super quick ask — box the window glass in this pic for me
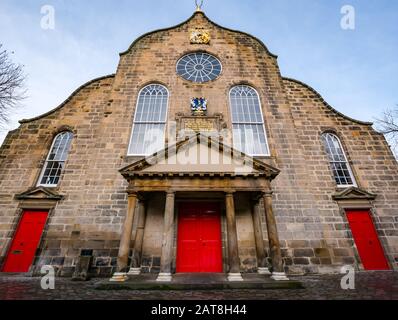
[177,52,222,83]
[321,133,356,186]
[38,131,73,186]
[230,85,269,156]
[128,84,169,155]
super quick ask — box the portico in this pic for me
[110,135,289,282]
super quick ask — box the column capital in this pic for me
[127,190,147,201]
[127,191,138,198]
[166,190,176,197]
[263,191,274,198]
[225,190,236,196]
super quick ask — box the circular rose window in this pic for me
[176,52,222,83]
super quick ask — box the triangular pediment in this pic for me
[332,187,377,201]
[15,187,64,201]
[120,134,280,180]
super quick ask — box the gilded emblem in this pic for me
[190,29,211,44]
[191,98,208,116]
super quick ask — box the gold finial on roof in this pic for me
[195,0,204,12]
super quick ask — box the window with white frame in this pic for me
[229,85,270,156]
[128,84,169,156]
[321,132,356,187]
[38,131,73,187]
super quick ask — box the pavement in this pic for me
[98,273,302,290]
[0,271,396,300]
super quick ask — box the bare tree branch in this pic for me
[0,44,26,129]
[375,106,398,159]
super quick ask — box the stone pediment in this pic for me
[120,134,280,180]
[332,187,377,201]
[15,187,64,201]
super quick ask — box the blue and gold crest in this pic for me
[191,98,208,116]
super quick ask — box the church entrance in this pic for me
[176,202,223,273]
[346,210,390,270]
[2,210,48,273]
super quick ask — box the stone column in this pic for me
[252,201,271,275]
[128,200,147,275]
[225,192,243,281]
[263,192,289,281]
[157,191,175,282]
[110,192,138,282]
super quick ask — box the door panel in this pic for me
[346,210,390,270]
[2,211,48,273]
[177,203,223,273]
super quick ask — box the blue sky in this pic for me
[0,0,397,144]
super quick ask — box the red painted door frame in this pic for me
[2,210,48,273]
[177,202,223,273]
[346,209,390,271]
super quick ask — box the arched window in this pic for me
[229,85,269,156]
[38,131,74,187]
[321,133,356,187]
[128,84,169,156]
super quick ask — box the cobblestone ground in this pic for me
[0,271,396,300]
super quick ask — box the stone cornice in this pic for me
[15,186,64,201]
[124,172,269,178]
[120,133,280,181]
[332,187,377,201]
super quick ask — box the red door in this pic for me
[177,203,223,273]
[2,211,48,273]
[346,210,390,270]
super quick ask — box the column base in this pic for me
[227,273,244,282]
[127,268,141,276]
[156,273,173,282]
[271,272,290,281]
[257,267,272,275]
[109,272,128,282]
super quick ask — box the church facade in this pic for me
[0,10,397,281]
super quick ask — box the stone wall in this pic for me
[0,75,125,276]
[279,78,398,273]
[0,11,397,276]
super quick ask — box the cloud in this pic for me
[0,0,397,144]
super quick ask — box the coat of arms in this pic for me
[190,29,211,45]
[191,98,208,116]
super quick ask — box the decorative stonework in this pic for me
[14,187,64,210]
[176,112,225,136]
[191,97,208,116]
[15,187,64,201]
[120,133,281,182]
[332,187,377,209]
[190,28,211,44]
[332,187,377,201]
[184,117,216,133]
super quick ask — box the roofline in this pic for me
[119,11,278,59]
[283,77,373,126]
[19,74,115,124]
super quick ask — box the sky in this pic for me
[0,0,397,144]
